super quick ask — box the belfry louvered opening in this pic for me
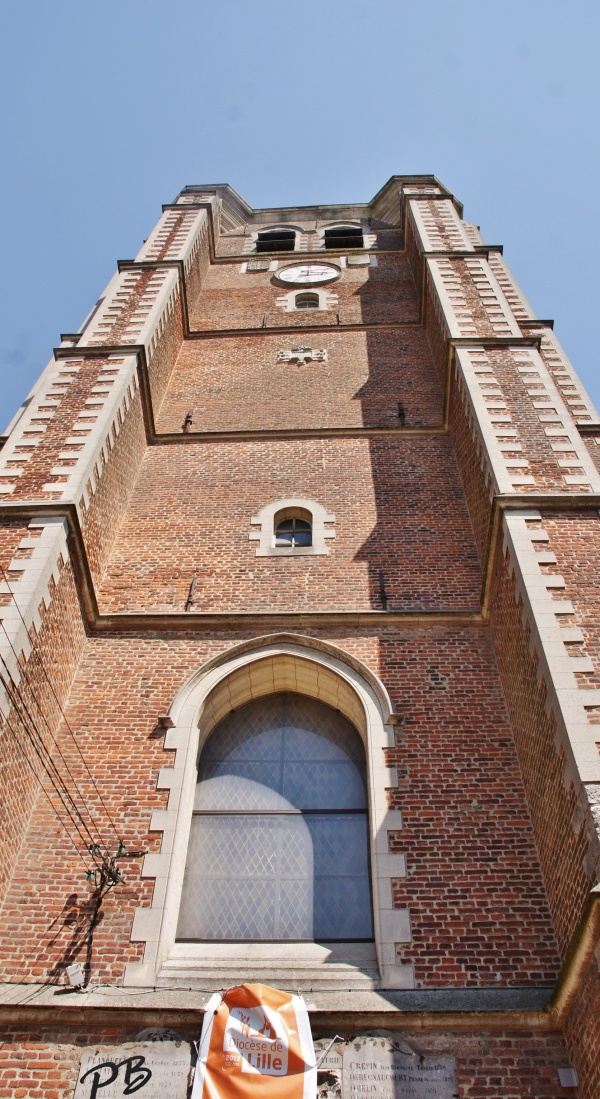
[256,228,296,253]
[324,225,364,250]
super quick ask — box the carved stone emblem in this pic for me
[276,347,328,366]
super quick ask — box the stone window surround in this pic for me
[275,286,339,313]
[125,635,412,992]
[249,498,335,557]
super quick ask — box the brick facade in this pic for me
[0,176,598,1096]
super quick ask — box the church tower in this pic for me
[0,177,598,1097]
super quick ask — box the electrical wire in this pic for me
[0,657,101,860]
[0,671,93,872]
[0,602,122,854]
[0,647,105,852]
[0,663,95,858]
[0,562,122,846]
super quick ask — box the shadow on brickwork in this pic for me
[41,889,106,988]
[352,253,420,326]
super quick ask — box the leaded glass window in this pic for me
[177,692,373,942]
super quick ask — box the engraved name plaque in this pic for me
[74,1041,191,1099]
[315,1036,457,1099]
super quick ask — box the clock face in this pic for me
[275,262,340,286]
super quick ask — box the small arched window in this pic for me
[176,692,373,942]
[295,292,319,310]
[249,498,335,557]
[275,516,312,548]
[324,225,364,250]
[256,228,296,253]
[273,506,312,549]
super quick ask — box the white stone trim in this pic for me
[486,251,536,321]
[135,208,208,274]
[408,197,474,253]
[249,498,335,557]
[124,635,411,991]
[0,517,68,717]
[0,354,141,516]
[427,257,522,340]
[80,267,181,364]
[537,330,600,426]
[453,349,515,496]
[453,347,600,496]
[502,511,600,786]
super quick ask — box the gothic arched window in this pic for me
[176,693,373,942]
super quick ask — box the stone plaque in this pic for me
[74,1041,191,1099]
[343,1038,456,1099]
[315,1038,344,1099]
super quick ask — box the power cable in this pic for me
[0,562,122,845]
[0,614,117,853]
[0,647,105,851]
[0,658,100,858]
[0,671,94,872]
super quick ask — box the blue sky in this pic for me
[1,0,599,429]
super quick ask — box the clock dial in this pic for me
[275,263,340,286]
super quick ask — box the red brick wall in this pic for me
[0,521,32,575]
[564,954,600,1099]
[4,358,130,504]
[96,436,482,614]
[449,364,495,563]
[383,626,560,987]
[424,272,450,384]
[0,1022,572,1099]
[404,203,424,290]
[1,185,597,1095]
[488,545,590,954]
[0,626,559,991]
[188,254,420,331]
[155,328,443,434]
[540,512,600,692]
[145,294,184,414]
[80,394,146,586]
[0,558,86,915]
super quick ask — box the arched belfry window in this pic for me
[176,693,373,942]
[256,228,296,253]
[324,225,364,249]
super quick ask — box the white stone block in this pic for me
[130,907,162,943]
[376,853,407,878]
[141,853,171,879]
[380,964,415,990]
[379,908,412,943]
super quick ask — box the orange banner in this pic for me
[193,984,316,1099]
